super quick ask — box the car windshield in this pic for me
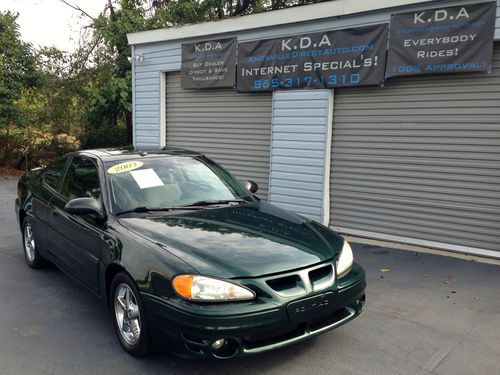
[105,156,254,213]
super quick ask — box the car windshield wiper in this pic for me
[116,199,248,216]
[115,206,201,216]
[173,199,247,208]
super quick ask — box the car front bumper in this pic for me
[15,198,20,223]
[141,263,366,358]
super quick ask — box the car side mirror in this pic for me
[244,180,259,194]
[65,198,104,221]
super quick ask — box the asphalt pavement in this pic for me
[1,175,499,375]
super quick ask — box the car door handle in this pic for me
[51,210,59,217]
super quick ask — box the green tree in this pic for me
[65,0,304,148]
[64,0,148,147]
[0,11,40,162]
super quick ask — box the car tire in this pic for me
[22,217,48,269]
[110,271,152,356]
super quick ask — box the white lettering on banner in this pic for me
[403,34,477,47]
[300,37,311,49]
[413,7,470,24]
[417,49,459,58]
[303,57,377,71]
[281,35,333,51]
[194,41,223,52]
[241,64,299,77]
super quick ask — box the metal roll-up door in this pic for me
[166,72,272,199]
[330,45,500,256]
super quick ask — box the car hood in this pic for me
[118,201,345,278]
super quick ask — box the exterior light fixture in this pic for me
[127,54,144,63]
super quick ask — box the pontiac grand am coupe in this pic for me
[15,148,365,358]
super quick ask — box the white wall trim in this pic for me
[268,91,277,203]
[322,90,334,226]
[333,226,500,259]
[127,0,437,45]
[159,72,166,148]
[131,45,136,147]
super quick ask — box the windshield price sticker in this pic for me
[107,161,143,174]
[236,25,388,92]
[386,2,496,77]
[130,169,164,189]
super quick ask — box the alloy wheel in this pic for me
[24,222,36,263]
[114,283,141,345]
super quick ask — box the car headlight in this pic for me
[337,240,354,277]
[172,275,256,302]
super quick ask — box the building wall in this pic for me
[132,0,500,148]
[269,90,332,223]
[130,0,500,257]
[329,44,500,258]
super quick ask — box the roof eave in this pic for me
[127,0,435,45]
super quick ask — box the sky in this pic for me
[0,0,106,52]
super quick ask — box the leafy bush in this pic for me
[80,122,128,149]
[0,127,80,170]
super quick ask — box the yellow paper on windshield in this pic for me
[107,161,143,174]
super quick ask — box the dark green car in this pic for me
[15,148,366,359]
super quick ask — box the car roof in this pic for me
[78,147,204,162]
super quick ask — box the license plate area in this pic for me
[287,292,335,326]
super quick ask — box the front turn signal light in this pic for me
[172,275,255,302]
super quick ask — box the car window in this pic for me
[105,156,252,212]
[61,157,101,200]
[43,157,68,191]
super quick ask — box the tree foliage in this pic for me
[1,0,308,169]
[0,12,39,129]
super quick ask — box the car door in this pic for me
[32,157,70,257]
[47,155,103,292]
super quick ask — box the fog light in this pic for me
[209,338,240,359]
[211,338,226,350]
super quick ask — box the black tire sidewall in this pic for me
[110,272,151,356]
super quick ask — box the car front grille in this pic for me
[264,263,335,297]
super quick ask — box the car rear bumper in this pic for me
[141,263,366,358]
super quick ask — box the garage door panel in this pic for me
[333,197,499,222]
[333,187,499,210]
[334,129,500,137]
[335,217,500,252]
[332,159,500,174]
[335,116,500,124]
[330,46,500,254]
[333,148,500,161]
[165,117,272,126]
[333,207,500,238]
[333,136,500,145]
[333,183,500,206]
[337,92,500,102]
[166,72,272,199]
[333,154,500,168]
[333,107,500,116]
[332,171,500,191]
[335,100,500,110]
